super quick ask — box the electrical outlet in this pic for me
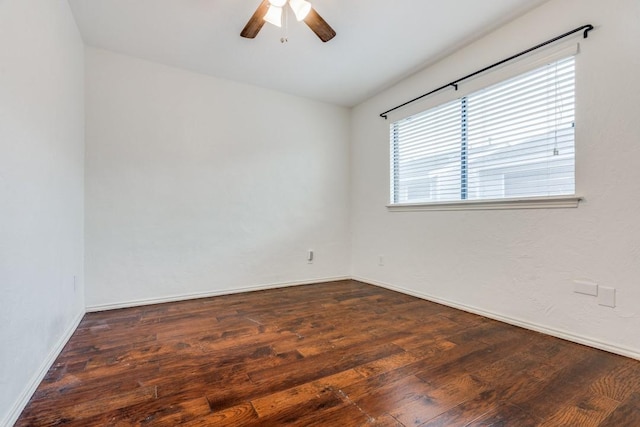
[573,280,598,296]
[73,275,77,293]
[307,250,314,264]
[378,255,384,266]
[598,287,615,308]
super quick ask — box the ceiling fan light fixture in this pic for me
[289,0,312,21]
[263,5,283,27]
[241,0,335,42]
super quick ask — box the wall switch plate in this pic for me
[307,250,314,264]
[573,280,598,296]
[598,286,616,308]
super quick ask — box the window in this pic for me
[390,56,575,206]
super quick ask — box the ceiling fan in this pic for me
[240,0,336,42]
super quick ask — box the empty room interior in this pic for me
[2,0,640,425]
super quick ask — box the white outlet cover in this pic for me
[598,287,616,308]
[573,280,598,296]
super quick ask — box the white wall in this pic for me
[0,0,85,424]
[351,0,640,357]
[85,48,351,309]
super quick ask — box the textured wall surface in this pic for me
[85,48,351,308]
[0,0,85,423]
[350,0,640,356]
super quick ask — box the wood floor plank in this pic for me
[507,349,624,420]
[466,402,540,427]
[200,341,404,412]
[247,341,404,386]
[250,369,364,417]
[417,389,498,427]
[15,280,640,426]
[538,394,620,427]
[598,391,640,427]
[419,347,565,427]
[589,358,640,401]
[354,351,421,379]
[390,373,487,426]
[348,374,435,418]
[368,414,405,426]
[242,387,350,426]
[180,402,258,426]
[63,395,213,426]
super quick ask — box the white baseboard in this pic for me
[86,276,351,312]
[3,309,85,427]
[353,276,640,361]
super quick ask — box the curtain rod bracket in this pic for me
[379,24,594,119]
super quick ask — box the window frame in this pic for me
[387,46,582,212]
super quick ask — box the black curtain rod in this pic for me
[380,24,594,119]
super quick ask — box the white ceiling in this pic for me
[67,0,549,107]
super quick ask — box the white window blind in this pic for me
[391,56,575,205]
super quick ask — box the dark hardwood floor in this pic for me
[16,280,640,426]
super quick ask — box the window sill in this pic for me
[387,196,582,212]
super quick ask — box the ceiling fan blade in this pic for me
[304,7,336,42]
[241,0,270,39]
